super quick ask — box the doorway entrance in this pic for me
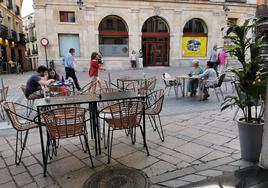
[141,16,170,66]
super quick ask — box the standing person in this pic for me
[199,61,218,101]
[218,48,228,75]
[25,65,55,98]
[187,59,203,96]
[209,45,218,74]
[64,48,81,91]
[130,50,137,68]
[138,49,143,70]
[89,52,100,93]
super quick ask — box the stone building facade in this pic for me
[23,13,38,70]
[33,0,257,71]
[0,0,26,73]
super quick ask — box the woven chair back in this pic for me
[146,89,164,115]
[41,107,86,139]
[103,101,143,130]
[2,102,23,130]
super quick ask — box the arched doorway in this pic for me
[142,16,170,66]
[99,15,129,57]
[182,18,208,57]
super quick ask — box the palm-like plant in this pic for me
[221,18,268,123]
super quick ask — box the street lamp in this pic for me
[77,0,84,10]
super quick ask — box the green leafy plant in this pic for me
[221,17,268,123]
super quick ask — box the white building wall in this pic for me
[33,0,256,71]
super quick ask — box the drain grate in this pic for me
[83,166,151,188]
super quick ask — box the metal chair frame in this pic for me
[99,100,149,163]
[2,101,38,165]
[145,89,165,141]
[0,86,8,119]
[39,107,94,175]
[201,74,225,102]
[21,85,42,117]
[162,73,182,96]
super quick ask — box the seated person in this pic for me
[187,59,203,96]
[25,65,54,98]
[48,68,68,96]
[199,61,218,101]
[48,68,61,81]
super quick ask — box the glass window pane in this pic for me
[99,37,128,57]
[59,11,75,23]
[99,16,127,32]
[58,34,80,57]
[142,16,169,32]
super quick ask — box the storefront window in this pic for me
[58,34,80,57]
[99,15,128,57]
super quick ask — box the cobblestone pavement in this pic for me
[0,66,253,188]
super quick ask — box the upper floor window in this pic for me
[183,18,208,34]
[227,18,238,26]
[59,11,75,23]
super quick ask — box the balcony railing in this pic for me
[0,25,25,43]
[15,5,20,16]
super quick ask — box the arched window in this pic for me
[182,18,208,57]
[183,18,208,35]
[99,15,128,57]
[142,16,169,33]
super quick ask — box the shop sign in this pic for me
[5,39,9,46]
[11,41,15,48]
[182,36,207,57]
[0,38,2,45]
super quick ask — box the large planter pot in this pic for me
[238,120,264,162]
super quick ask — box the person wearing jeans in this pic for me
[64,48,81,91]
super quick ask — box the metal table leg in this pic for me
[37,107,47,177]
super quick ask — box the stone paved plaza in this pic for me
[0,66,255,188]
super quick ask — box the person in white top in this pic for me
[130,50,137,68]
[199,61,218,100]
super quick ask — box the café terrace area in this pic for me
[0,66,266,188]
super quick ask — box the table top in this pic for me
[176,75,200,79]
[117,76,146,82]
[49,80,73,87]
[36,91,144,108]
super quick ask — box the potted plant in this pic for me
[221,17,268,162]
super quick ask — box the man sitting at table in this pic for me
[25,65,55,98]
[187,59,203,96]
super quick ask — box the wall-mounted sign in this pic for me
[5,39,9,46]
[11,41,15,48]
[0,38,3,45]
[182,36,207,57]
[40,37,49,46]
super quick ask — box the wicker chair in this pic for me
[145,89,165,141]
[139,77,157,95]
[0,86,8,119]
[162,73,182,96]
[99,100,149,163]
[40,107,94,174]
[21,85,42,117]
[96,88,120,148]
[2,101,38,165]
